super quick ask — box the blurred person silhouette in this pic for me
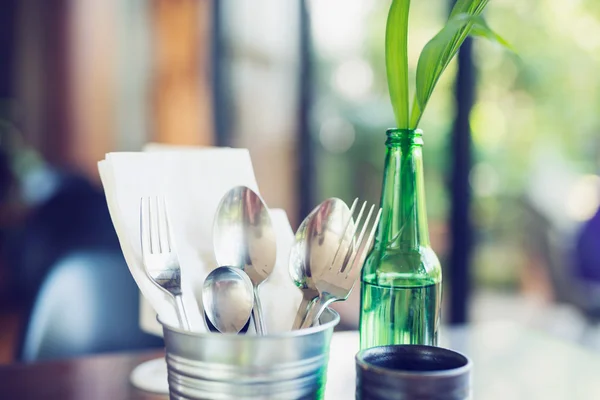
[575,206,600,285]
[573,142,600,290]
[0,142,18,302]
[0,125,120,305]
[0,125,163,360]
[569,172,600,325]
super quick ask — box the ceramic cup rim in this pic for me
[356,344,472,379]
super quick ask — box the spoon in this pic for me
[289,198,355,330]
[202,266,254,334]
[299,200,381,329]
[289,207,318,330]
[213,186,277,335]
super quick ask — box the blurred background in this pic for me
[2,0,600,364]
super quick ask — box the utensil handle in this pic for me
[299,296,335,330]
[292,296,316,330]
[252,287,267,335]
[174,294,190,331]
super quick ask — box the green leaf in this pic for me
[450,0,490,18]
[470,16,515,52]
[410,0,496,128]
[385,0,411,129]
[409,93,421,128]
[411,13,473,128]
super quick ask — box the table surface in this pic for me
[0,351,165,400]
[2,321,600,400]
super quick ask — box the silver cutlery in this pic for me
[202,266,254,334]
[140,196,190,330]
[289,198,354,330]
[213,186,276,335]
[299,200,382,329]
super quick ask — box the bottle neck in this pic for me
[377,128,430,250]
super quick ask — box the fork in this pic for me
[140,196,190,330]
[299,200,382,329]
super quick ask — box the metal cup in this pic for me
[160,308,340,400]
[356,345,472,400]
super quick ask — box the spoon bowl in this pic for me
[213,186,277,335]
[202,266,254,334]
[289,198,354,329]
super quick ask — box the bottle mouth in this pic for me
[386,128,424,146]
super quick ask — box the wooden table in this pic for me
[0,351,167,400]
[2,322,600,399]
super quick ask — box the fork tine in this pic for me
[356,205,375,252]
[367,208,382,252]
[348,207,382,280]
[345,204,376,277]
[338,200,367,273]
[340,202,367,270]
[140,197,152,254]
[330,198,358,270]
[157,196,171,253]
[150,196,161,254]
[163,197,173,252]
[347,205,374,267]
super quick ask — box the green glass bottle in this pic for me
[359,128,442,349]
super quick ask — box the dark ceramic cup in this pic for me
[356,345,472,400]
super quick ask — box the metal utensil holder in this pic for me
[160,308,340,400]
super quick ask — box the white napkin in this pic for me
[98,146,301,334]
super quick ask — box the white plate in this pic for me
[129,357,169,394]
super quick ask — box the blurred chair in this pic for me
[18,250,163,362]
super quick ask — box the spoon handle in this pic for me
[292,296,316,330]
[174,294,190,331]
[299,296,335,330]
[252,286,267,335]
